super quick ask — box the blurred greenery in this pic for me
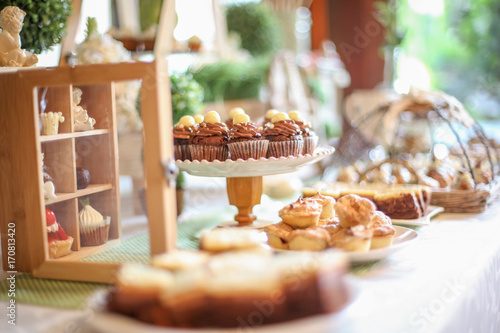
[170,73,204,124]
[138,0,163,32]
[187,58,269,102]
[225,2,281,57]
[398,0,500,119]
[0,0,72,53]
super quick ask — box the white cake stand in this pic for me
[176,146,335,227]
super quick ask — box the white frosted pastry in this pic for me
[79,201,105,233]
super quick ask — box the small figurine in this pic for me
[72,88,96,131]
[41,153,56,202]
[0,6,38,67]
[40,111,65,135]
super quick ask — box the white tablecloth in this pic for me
[2,198,500,333]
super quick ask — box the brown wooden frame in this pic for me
[0,60,177,283]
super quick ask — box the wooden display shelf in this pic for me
[53,239,122,261]
[39,129,109,142]
[45,184,113,204]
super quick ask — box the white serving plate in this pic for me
[346,226,418,263]
[390,206,444,227]
[86,276,360,333]
[274,226,418,264]
[176,146,335,177]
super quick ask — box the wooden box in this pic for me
[0,60,177,283]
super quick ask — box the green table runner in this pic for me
[0,209,381,309]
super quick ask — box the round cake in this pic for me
[263,112,303,158]
[228,113,268,160]
[190,111,229,162]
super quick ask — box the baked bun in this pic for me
[329,225,373,252]
[309,193,336,219]
[335,194,376,228]
[263,221,294,249]
[199,228,268,253]
[278,197,322,229]
[288,227,330,251]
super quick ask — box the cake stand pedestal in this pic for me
[176,146,335,227]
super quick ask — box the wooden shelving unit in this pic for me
[0,61,177,283]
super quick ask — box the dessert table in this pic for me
[1,186,500,333]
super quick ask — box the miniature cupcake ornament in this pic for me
[0,6,38,67]
[173,115,197,161]
[289,110,318,155]
[190,111,229,162]
[228,113,268,160]
[263,112,303,158]
[79,199,111,246]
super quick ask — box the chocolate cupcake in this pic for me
[225,107,245,129]
[190,111,229,162]
[173,116,197,161]
[263,112,303,158]
[228,113,269,160]
[289,111,318,155]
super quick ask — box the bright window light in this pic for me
[408,0,444,16]
[174,0,216,44]
[396,56,432,93]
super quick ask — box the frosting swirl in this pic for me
[194,122,229,137]
[173,124,195,140]
[230,122,262,140]
[264,120,302,137]
[295,120,314,137]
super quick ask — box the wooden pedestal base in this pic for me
[226,176,263,226]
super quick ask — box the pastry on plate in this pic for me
[329,225,373,252]
[278,197,322,229]
[199,228,268,253]
[263,221,294,250]
[288,227,330,251]
[335,194,376,228]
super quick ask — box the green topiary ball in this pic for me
[226,2,280,57]
[170,73,204,125]
[0,0,72,54]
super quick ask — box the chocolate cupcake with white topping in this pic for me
[173,115,196,161]
[189,111,229,162]
[263,112,303,158]
[228,113,268,160]
[288,110,318,155]
[226,107,246,129]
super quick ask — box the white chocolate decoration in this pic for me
[194,114,204,124]
[40,112,65,135]
[266,109,279,119]
[229,107,245,119]
[204,111,221,124]
[271,112,289,123]
[43,181,57,202]
[288,110,304,122]
[233,113,250,125]
[178,115,195,128]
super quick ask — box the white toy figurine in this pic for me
[0,6,38,67]
[72,88,96,131]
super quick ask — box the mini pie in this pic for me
[308,193,336,220]
[278,197,322,229]
[263,221,294,250]
[288,227,330,251]
[329,225,373,252]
